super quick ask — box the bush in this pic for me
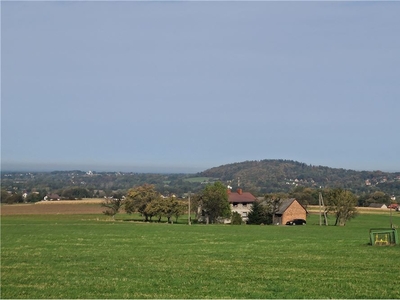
[231,212,242,225]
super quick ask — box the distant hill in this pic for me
[199,159,400,196]
[2,159,400,201]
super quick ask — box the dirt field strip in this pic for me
[1,200,105,215]
[34,198,104,205]
[2,202,396,216]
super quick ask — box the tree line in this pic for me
[101,184,187,223]
[101,182,360,227]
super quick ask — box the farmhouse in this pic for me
[44,194,61,201]
[274,198,307,225]
[369,203,388,209]
[228,188,256,221]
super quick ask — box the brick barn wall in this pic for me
[282,201,307,225]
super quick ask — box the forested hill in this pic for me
[2,160,400,202]
[199,159,400,195]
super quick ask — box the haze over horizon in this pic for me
[2,159,400,174]
[2,2,400,174]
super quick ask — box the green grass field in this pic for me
[1,212,400,299]
[183,177,216,183]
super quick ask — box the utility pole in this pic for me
[188,191,191,225]
[319,192,328,226]
[319,192,322,226]
[390,206,393,228]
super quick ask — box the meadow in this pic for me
[1,204,400,299]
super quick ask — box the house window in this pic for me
[242,212,247,217]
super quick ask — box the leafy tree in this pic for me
[144,197,164,222]
[62,187,91,200]
[325,188,358,226]
[173,200,187,223]
[157,197,186,223]
[289,187,318,206]
[1,189,10,203]
[5,193,24,204]
[26,192,43,203]
[125,184,161,221]
[366,191,391,206]
[161,197,180,223]
[231,211,242,225]
[197,181,231,224]
[101,196,124,220]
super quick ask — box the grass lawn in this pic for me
[1,212,400,299]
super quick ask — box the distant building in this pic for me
[228,188,256,222]
[44,194,61,201]
[369,203,388,209]
[274,198,307,225]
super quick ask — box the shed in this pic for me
[274,198,307,225]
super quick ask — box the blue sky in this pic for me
[2,1,400,173]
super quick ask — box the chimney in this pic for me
[237,188,242,195]
[227,189,231,194]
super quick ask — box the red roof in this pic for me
[228,191,256,203]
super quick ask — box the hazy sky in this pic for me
[2,1,400,173]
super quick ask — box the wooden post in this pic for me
[188,192,191,225]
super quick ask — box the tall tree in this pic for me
[263,194,283,224]
[124,184,161,221]
[325,188,358,226]
[247,200,271,225]
[197,182,231,224]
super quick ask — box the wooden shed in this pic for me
[274,198,307,225]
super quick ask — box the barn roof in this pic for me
[276,198,307,214]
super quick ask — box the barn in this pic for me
[274,198,307,225]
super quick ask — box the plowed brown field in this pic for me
[1,199,105,215]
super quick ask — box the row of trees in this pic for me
[101,182,234,224]
[1,187,94,204]
[101,184,187,223]
[263,186,395,208]
[1,190,46,204]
